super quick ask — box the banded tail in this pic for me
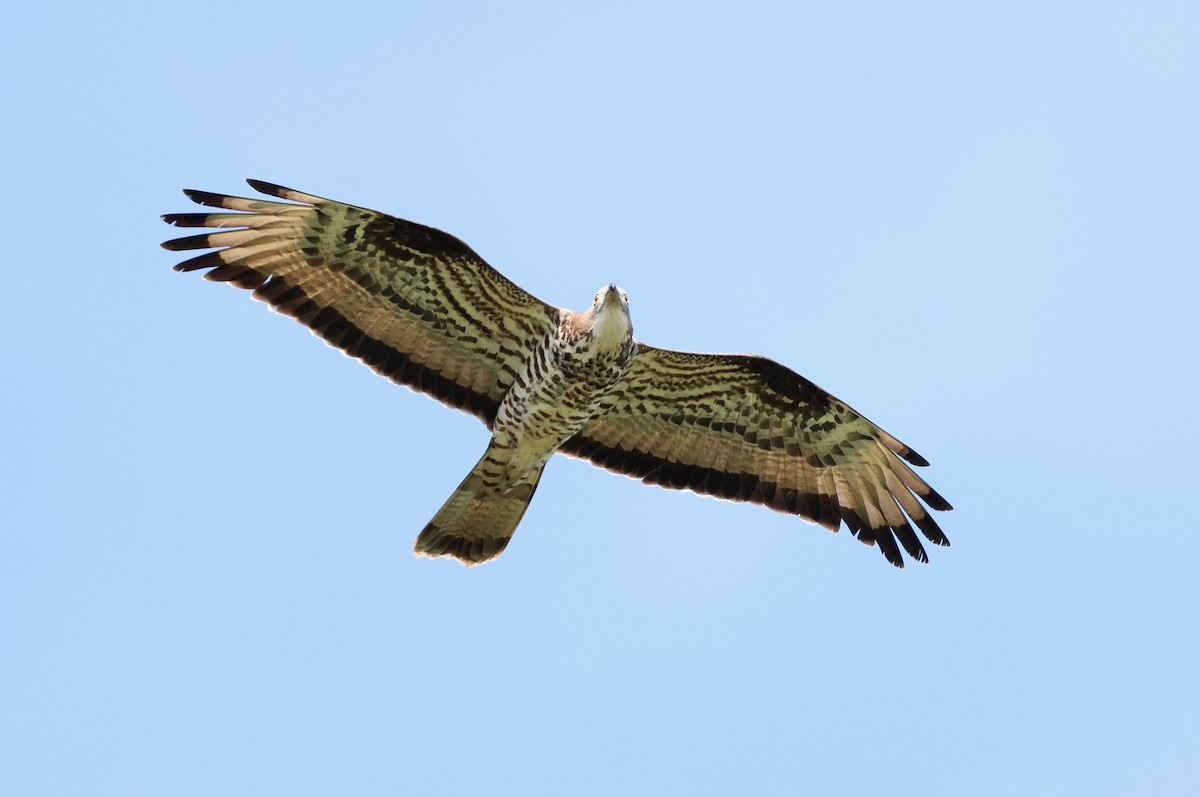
[414,445,545,564]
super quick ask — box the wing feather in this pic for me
[162,180,561,426]
[559,344,952,567]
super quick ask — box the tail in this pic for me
[413,445,545,565]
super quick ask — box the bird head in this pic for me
[591,283,630,312]
[587,283,633,348]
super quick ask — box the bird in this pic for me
[161,180,952,567]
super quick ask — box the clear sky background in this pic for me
[3,2,1198,795]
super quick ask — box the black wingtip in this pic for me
[893,522,929,564]
[875,529,904,568]
[922,486,953,512]
[160,232,215,252]
[181,188,228,208]
[245,178,286,197]
[903,448,931,467]
[913,511,951,547]
[161,212,214,228]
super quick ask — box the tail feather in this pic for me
[414,447,545,565]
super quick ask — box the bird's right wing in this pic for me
[161,180,560,427]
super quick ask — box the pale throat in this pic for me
[590,305,632,354]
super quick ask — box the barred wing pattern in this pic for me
[161,180,560,426]
[560,345,952,566]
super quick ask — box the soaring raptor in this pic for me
[162,180,952,567]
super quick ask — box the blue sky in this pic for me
[3,2,1198,795]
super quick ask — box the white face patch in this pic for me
[590,286,633,351]
[593,284,630,307]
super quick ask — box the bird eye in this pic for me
[593,295,599,306]
[623,294,630,304]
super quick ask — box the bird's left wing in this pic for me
[162,180,561,427]
[558,344,952,566]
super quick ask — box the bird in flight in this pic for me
[162,180,952,567]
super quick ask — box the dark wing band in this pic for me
[559,344,953,567]
[162,180,560,426]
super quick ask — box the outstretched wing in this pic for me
[559,344,953,567]
[161,180,560,426]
